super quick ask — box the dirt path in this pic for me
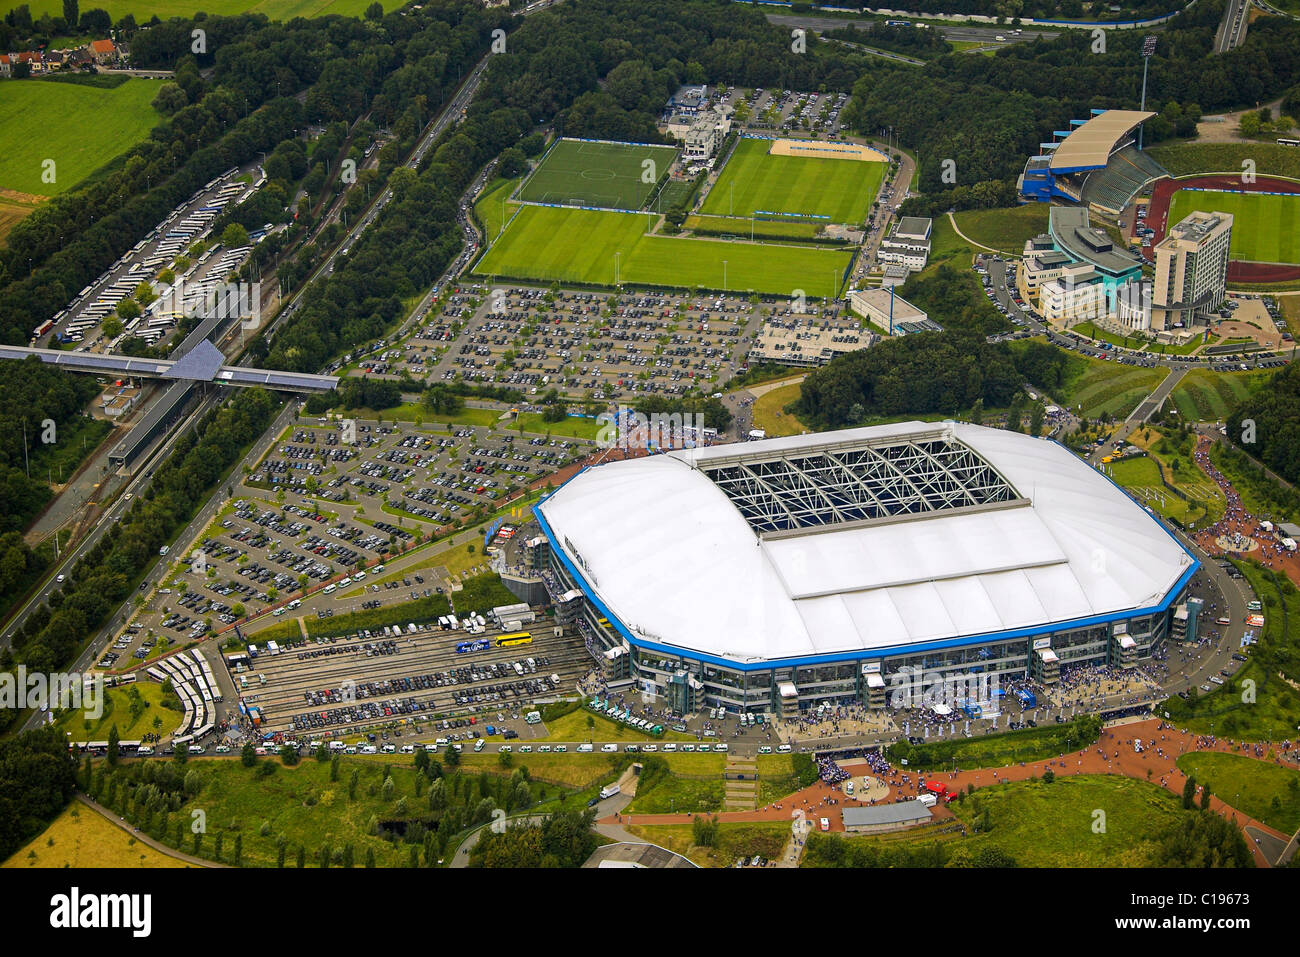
[75,793,225,868]
[607,718,1298,866]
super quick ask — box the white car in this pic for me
[518,745,532,753]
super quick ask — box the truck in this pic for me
[599,784,621,800]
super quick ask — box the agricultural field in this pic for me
[1168,190,1300,265]
[1050,349,1169,420]
[0,77,162,196]
[1168,367,1269,422]
[3,804,193,869]
[517,138,679,211]
[473,205,852,298]
[4,0,399,20]
[0,189,41,246]
[701,136,884,224]
[951,204,1051,256]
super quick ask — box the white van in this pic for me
[577,743,594,753]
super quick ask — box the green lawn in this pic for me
[701,136,884,224]
[475,205,851,298]
[473,175,522,243]
[1175,752,1300,835]
[951,204,1050,256]
[0,78,162,195]
[625,821,790,867]
[5,0,400,20]
[1050,348,1169,420]
[53,683,182,742]
[750,381,810,437]
[1147,143,1300,182]
[1168,190,1300,265]
[1168,368,1269,422]
[684,213,827,242]
[805,775,1187,868]
[518,138,679,211]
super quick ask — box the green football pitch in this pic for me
[1168,189,1300,264]
[473,205,852,298]
[701,137,885,225]
[516,139,680,211]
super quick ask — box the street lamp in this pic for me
[1138,35,1158,150]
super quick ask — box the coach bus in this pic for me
[495,632,533,647]
[456,637,491,654]
[1277,137,1300,147]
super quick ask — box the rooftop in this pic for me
[1049,110,1154,172]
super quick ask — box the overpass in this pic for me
[0,341,338,393]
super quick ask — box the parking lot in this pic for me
[103,414,595,666]
[351,283,771,405]
[236,622,591,737]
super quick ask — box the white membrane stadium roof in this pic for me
[537,422,1193,664]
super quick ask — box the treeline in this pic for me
[824,22,952,59]
[0,389,279,731]
[469,809,597,867]
[1227,361,1300,488]
[0,726,79,863]
[897,263,1008,337]
[797,0,1174,19]
[793,332,1022,430]
[0,357,104,532]
[842,0,1300,215]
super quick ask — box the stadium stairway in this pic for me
[724,756,759,811]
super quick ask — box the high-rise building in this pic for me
[1151,211,1233,331]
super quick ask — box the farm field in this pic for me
[3,804,193,869]
[3,0,399,20]
[701,137,884,224]
[1168,190,1300,264]
[1168,367,1269,421]
[0,190,41,246]
[474,205,852,298]
[0,78,162,196]
[517,138,679,210]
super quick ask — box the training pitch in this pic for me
[473,205,852,298]
[517,138,681,211]
[701,137,885,225]
[1168,189,1300,265]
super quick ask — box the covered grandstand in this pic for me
[532,421,1197,716]
[1021,109,1168,217]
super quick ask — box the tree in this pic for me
[63,0,78,30]
[1239,113,1261,137]
[1183,776,1198,810]
[220,223,250,249]
[364,1,383,19]
[498,147,527,178]
[241,741,257,767]
[151,82,189,118]
[107,724,120,767]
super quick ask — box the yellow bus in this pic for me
[496,632,533,647]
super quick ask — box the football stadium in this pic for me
[529,422,1198,716]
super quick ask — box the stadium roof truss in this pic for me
[700,432,1020,535]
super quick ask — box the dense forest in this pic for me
[793,332,1022,429]
[0,726,79,862]
[1226,361,1300,488]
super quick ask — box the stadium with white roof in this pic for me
[530,421,1198,716]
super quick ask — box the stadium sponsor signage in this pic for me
[1032,637,1052,650]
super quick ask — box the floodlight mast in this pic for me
[1138,35,1157,150]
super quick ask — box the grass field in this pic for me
[517,139,679,211]
[52,682,182,742]
[1049,348,1169,420]
[750,381,810,437]
[474,205,851,298]
[951,204,1051,256]
[3,804,192,869]
[684,213,826,242]
[1147,142,1300,181]
[701,137,883,224]
[0,78,162,196]
[805,775,1185,868]
[1168,367,1269,422]
[474,175,521,242]
[1175,752,1300,835]
[3,0,399,19]
[1168,190,1300,265]
[625,821,790,867]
